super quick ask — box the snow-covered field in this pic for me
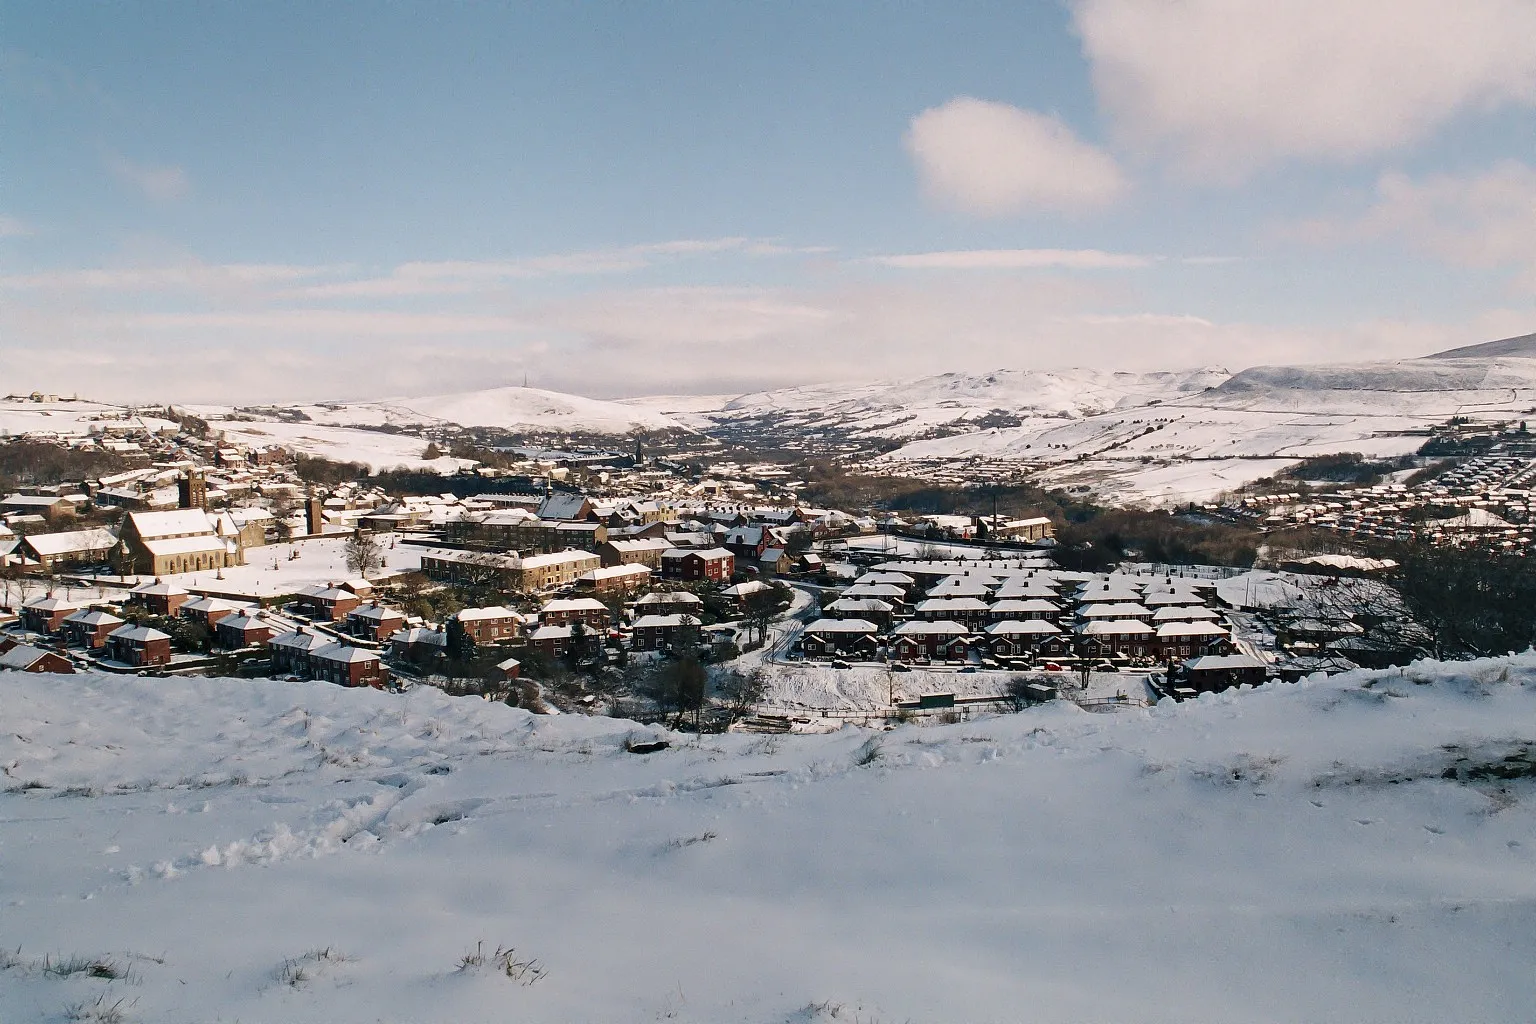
[193,420,477,474]
[0,399,178,438]
[94,535,420,599]
[4,658,1535,1022]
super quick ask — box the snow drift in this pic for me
[3,659,1535,1022]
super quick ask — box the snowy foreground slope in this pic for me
[3,664,1535,1024]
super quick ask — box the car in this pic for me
[958,665,978,674]
[1043,662,1063,672]
[1095,660,1118,672]
[889,662,912,672]
[830,659,851,669]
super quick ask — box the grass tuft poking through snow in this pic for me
[455,942,547,986]
[63,992,135,1023]
[851,736,884,767]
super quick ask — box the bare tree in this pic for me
[344,530,383,578]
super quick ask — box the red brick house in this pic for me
[633,591,705,617]
[723,525,771,562]
[660,547,735,583]
[60,608,125,649]
[105,624,172,667]
[269,629,331,674]
[128,579,189,617]
[180,596,242,629]
[215,611,273,650]
[630,613,702,652]
[309,641,387,687]
[539,597,610,628]
[575,563,652,595]
[0,643,74,673]
[296,585,361,622]
[889,620,971,662]
[982,620,1062,659]
[1154,621,1233,662]
[527,624,572,658]
[454,606,526,643]
[346,604,406,642]
[20,596,83,634]
[800,618,880,659]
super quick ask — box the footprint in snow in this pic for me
[1424,825,1445,835]
[1354,818,1376,826]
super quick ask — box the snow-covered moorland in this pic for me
[3,660,1535,1023]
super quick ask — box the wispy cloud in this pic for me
[106,152,190,201]
[1288,161,1536,291]
[868,248,1151,270]
[294,238,828,298]
[0,214,34,238]
[0,262,344,291]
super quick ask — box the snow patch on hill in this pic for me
[302,386,684,434]
[3,660,1535,1022]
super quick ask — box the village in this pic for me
[0,391,1522,727]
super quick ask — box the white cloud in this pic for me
[296,238,822,298]
[904,97,1127,215]
[1291,161,1536,291]
[106,153,190,200]
[0,215,33,238]
[0,262,341,291]
[1075,0,1536,178]
[869,248,1149,270]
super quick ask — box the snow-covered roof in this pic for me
[541,597,607,613]
[1184,654,1266,671]
[107,624,171,642]
[455,605,523,621]
[130,579,189,597]
[62,608,124,627]
[311,642,382,664]
[803,617,879,634]
[985,619,1061,635]
[143,535,232,557]
[1078,603,1152,619]
[1155,621,1229,638]
[0,644,59,669]
[633,614,702,629]
[21,527,117,557]
[892,620,969,636]
[127,509,219,540]
[1076,620,1154,635]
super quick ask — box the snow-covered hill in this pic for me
[300,385,685,434]
[716,367,1232,439]
[876,353,1536,504]
[3,661,1535,1022]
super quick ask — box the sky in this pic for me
[3,0,1536,403]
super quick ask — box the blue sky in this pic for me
[3,1,1535,402]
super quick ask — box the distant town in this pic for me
[2,388,1532,728]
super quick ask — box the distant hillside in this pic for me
[301,386,685,434]
[1424,331,1536,360]
[712,367,1231,439]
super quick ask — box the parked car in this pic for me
[889,662,911,672]
[1043,662,1063,672]
[958,665,978,674]
[831,659,851,669]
